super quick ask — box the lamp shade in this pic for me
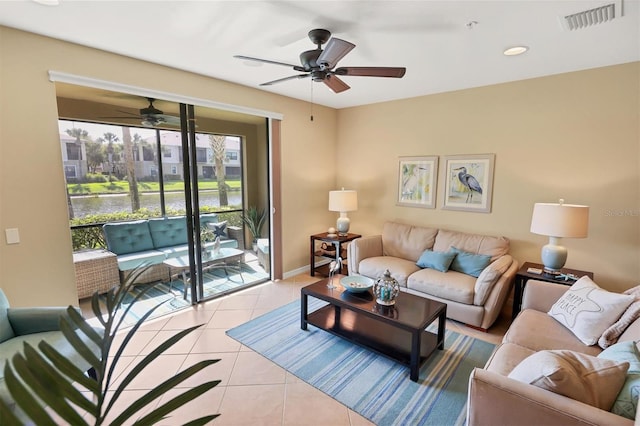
[530,202,589,238]
[329,189,358,212]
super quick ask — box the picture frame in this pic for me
[442,154,495,213]
[397,156,439,209]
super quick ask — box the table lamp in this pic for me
[530,199,589,274]
[329,188,358,236]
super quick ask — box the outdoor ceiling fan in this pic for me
[234,29,406,93]
[101,97,181,128]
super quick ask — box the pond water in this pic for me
[70,190,242,218]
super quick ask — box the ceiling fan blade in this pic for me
[317,38,355,69]
[335,67,406,78]
[156,114,181,125]
[324,74,350,93]
[260,74,311,86]
[234,55,305,72]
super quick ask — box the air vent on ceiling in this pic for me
[560,0,623,31]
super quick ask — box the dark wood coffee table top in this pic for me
[302,275,446,329]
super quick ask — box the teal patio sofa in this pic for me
[103,214,239,283]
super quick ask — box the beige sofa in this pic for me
[347,221,518,330]
[468,280,638,425]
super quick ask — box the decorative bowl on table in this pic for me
[340,276,374,293]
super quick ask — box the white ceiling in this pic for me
[0,0,638,109]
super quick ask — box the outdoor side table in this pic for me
[73,249,120,299]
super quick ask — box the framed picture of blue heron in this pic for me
[442,154,495,213]
[397,156,439,208]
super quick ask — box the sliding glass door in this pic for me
[56,84,273,310]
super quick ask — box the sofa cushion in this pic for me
[416,250,456,272]
[115,250,167,271]
[474,255,514,305]
[381,222,438,262]
[598,341,640,419]
[548,276,634,346]
[359,256,419,287]
[407,268,475,304]
[148,217,189,249]
[504,309,603,356]
[433,229,509,262]
[449,247,491,277]
[508,349,629,411]
[484,342,537,376]
[103,220,155,255]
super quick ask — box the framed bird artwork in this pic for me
[397,156,439,208]
[442,154,495,213]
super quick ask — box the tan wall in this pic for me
[337,62,640,292]
[1,25,637,307]
[0,26,338,306]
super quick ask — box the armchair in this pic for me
[0,289,99,413]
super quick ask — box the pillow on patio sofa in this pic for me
[508,349,629,411]
[207,221,228,239]
[548,276,634,346]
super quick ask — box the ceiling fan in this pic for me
[101,97,181,128]
[234,29,406,93]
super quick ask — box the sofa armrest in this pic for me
[468,368,632,426]
[347,235,383,275]
[8,307,76,335]
[521,280,570,313]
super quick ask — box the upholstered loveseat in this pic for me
[468,279,640,425]
[347,221,518,329]
[103,214,238,283]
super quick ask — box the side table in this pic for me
[512,261,594,320]
[310,232,361,277]
[73,249,120,299]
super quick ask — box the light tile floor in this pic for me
[96,273,510,425]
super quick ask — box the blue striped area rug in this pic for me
[227,298,495,426]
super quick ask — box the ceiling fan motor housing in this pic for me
[299,49,321,71]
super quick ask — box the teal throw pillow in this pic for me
[449,247,491,277]
[416,250,457,272]
[598,340,640,419]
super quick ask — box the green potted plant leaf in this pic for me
[0,266,220,425]
[242,206,266,252]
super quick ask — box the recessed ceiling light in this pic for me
[503,46,529,56]
[33,0,60,5]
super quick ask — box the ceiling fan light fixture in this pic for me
[503,46,529,56]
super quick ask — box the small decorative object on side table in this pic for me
[511,261,594,320]
[310,232,361,277]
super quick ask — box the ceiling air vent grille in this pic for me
[560,1,623,30]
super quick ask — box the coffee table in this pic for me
[301,275,447,382]
[163,248,245,299]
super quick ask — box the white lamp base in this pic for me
[336,212,350,236]
[541,237,568,274]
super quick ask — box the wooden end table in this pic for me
[511,261,594,320]
[309,232,361,277]
[301,275,446,382]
